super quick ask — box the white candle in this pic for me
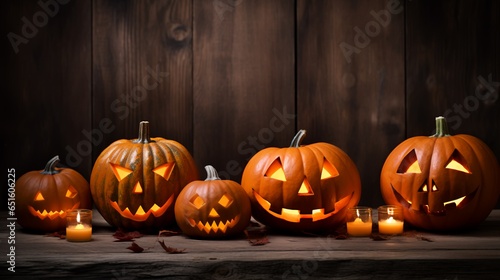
[347,217,373,236]
[378,216,404,235]
[66,210,92,242]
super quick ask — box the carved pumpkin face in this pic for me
[175,165,251,239]
[90,121,199,231]
[241,130,361,232]
[381,117,500,231]
[16,156,92,233]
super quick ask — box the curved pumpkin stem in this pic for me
[41,155,61,175]
[290,129,307,147]
[204,165,221,181]
[134,121,154,144]
[431,116,451,138]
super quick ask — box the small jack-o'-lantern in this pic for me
[90,121,199,231]
[175,165,251,239]
[241,130,361,232]
[380,116,500,231]
[16,156,92,233]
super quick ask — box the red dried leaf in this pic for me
[158,240,186,254]
[370,233,392,241]
[113,229,143,241]
[126,242,144,253]
[244,229,270,246]
[46,231,66,239]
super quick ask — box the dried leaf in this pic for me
[248,236,270,246]
[370,233,392,241]
[158,229,182,237]
[113,229,143,241]
[127,242,144,253]
[244,229,270,246]
[46,231,65,239]
[158,239,186,254]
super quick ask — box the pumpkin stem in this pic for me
[41,155,61,175]
[204,165,221,181]
[290,129,307,147]
[431,116,451,138]
[134,121,154,144]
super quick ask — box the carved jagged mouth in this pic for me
[28,203,80,220]
[188,215,241,234]
[391,185,478,215]
[110,194,174,222]
[253,190,353,223]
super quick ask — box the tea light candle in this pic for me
[377,205,404,235]
[66,209,92,242]
[346,206,372,237]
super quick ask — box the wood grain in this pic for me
[2,1,91,176]
[92,0,194,163]
[4,210,500,279]
[193,0,296,181]
[297,0,406,207]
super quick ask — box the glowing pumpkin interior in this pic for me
[109,162,176,222]
[187,192,240,234]
[28,185,80,220]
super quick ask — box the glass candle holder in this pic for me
[66,209,92,242]
[377,205,404,235]
[346,206,372,237]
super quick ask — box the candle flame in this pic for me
[356,208,360,217]
[76,210,81,223]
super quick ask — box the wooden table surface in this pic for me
[1,210,500,279]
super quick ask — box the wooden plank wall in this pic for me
[3,0,499,209]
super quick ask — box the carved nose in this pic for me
[209,208,219,218]
[298,178,314,196]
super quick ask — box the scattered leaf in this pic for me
[158,239,186,254]
[158,229,182,237]
[403,230,433,242]
[46,231,65,239]
[244,229,270,246]
[127,242,144,253]
[370,233,392,241]
[113,229,143,241]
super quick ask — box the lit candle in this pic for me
[347,217,373,236]
[377,205,404,235]
[346,206,372,237]
[66,209,92,242]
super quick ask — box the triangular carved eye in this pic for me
[445,150,471,174]
[265,158,286,181]
[153,162,175,180]
[321,158,339,179]
[110,163,133,181]
[397,150,422,174]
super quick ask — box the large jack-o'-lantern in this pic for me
[16,156,92,233]
[241,130,361,232]
[380,116,500,231]
[90,121,199,231]
[175,165,251,239]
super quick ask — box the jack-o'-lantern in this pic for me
[175,165,251,239]
[241,130,361,232]
[16,156,92,233]
[380,116,500,231]
[90,121,199,231]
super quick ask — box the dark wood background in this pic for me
[3,0,499,210]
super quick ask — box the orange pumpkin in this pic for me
[380,116,500,231]
[16,156,92,233]
[175,165,251,239]
[241,130,361,232]
[90,121,199,231]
